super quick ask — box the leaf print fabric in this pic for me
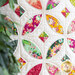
[46,38,64,59]
[22,40,42,59]
[22,14,42,35]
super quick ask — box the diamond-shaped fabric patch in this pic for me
[61,55,70,62]
[61,8,70,18]
[18,57,26,69]
[15,6,25,17]
[39,32,48,42]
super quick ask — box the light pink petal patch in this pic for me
[67,19,75,34]
[27,64,42,75]
[46,63,60,75]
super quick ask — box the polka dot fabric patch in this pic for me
[1,0,75,75]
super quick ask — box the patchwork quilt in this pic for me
[0,0,75,75]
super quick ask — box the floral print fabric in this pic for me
[1,0,75,75]
[22,40,42,59]
[46,63,60,75]
[22,14,42,35]
[15,6,25,17]
[39,32,48,42]
[67,38,75,53]
[27,64,42,75]
[69,66,75,75]
[61,8,70,18]
[46,0,60,10]
[46,38,64,59]
[26,0,42,9]
[18,57,26,69]
[46,14,63,34]
[67,19,75,34]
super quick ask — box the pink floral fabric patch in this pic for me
[67,38,75,53]
[46,0,60,10]
[27,64,42,75]
[26,0,42,9]
[46,63,60,75]
[22,14,42,35]
[67,19,75,34]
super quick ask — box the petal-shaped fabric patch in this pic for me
[22,40,42,59]
[4,16,18,35]
[46,0,60,10]
[67,19,75,34]
[46,14,64,34]
[26,0,42,9]
[67,38,75,53]
[22,14,42,35]
[46,63,60,75]
[46,38,64,59]
[27,64,42,75]
[18,57,26,69]
[1,0,9,7]
[70,0,75,7]
[68,66,75,75]
[15,6,25,17]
